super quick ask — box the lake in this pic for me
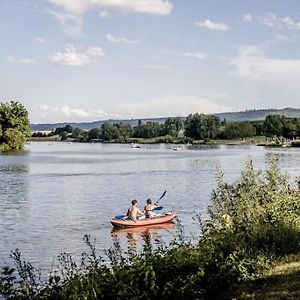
[1,142,300,272]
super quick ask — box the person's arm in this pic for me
[137,208,144,216]
[152,204,159,209]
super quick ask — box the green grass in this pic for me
[232,254,300,300]
[128,136,267,145]
[213,136,266,145]
[31,135,60,142]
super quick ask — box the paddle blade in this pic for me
[159,190,167,200]
[115,214,126,220]
[153,206,163,211]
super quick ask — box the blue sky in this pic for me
[1,0,300,123]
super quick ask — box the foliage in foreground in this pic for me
[0,101,31,151]
[1,159,300,299]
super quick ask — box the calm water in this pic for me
[1,142,300,272]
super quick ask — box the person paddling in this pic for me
[144,199,160,218]
[126,199,144,220]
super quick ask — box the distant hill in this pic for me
[30,117,168,131]
[30,108,300,131]
[214,108,300,122]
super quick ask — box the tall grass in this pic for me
[1,158,300,299]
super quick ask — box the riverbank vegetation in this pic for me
[0,101,31,152]
[1,159,299,299]
[33,113,300,146]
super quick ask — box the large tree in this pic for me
[184,113,220,139]
[262,115,285,137]
[0,101,31,151]
[163,117,183,137]
[100,123,120,141]
[133,122,163,138]
[222,122,256,139]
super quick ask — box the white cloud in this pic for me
[49,10,82,36]
[177,52,206,60]
[106,33,139,44]
[230,46,300,97]
[247,13,300,30]
[86,47,105,56]
[34,104,120,122]
[114,94,232,118]
[243,14,252,23]
[48,44,104,66]
[259,13,300,30]
[7,56,36,64]
[195,19,229,31]
[48,0,173,15]
[99,10,109,18]
[35,36,46,43]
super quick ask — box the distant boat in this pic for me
[173,146,183,152]
[131,143,141,149]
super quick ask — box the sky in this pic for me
[1,0,300,123]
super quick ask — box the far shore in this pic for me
[30,135,300,147]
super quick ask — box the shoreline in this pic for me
[30,136,299,147]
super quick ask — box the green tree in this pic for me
[283,118,300,139]
[0,101,31,151]
[184,113,220,139]
[250,121,263,136]
[222,121,256,139]
[115,123,133,139]
[64,124,73,133]
[87,128,101,141]
[163,117,183,137]
[100,123,119,141]
[54,125,73,136]
[263,115,285,137]
[60,131,68,141]
[71,127,83,140]
[133,122,163,138]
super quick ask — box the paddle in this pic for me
[155,190,166,205]
[114,191,167,219]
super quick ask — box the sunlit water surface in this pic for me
[1,142,300,273]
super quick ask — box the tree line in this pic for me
[2,100,298,149]
[36,113,300,143]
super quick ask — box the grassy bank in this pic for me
[30,135,268,145]
[232,254,300,299]
[1,159,300,299]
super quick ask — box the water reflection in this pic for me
[111,223,176,254]
[0,165,28,173]
[0,160,29,266]
[0,164,28,207]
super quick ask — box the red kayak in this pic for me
[111,212,176,228]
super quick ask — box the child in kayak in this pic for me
[126,199,145,220]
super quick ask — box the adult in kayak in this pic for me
[126,199,145,220]
[144,199,160,218]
